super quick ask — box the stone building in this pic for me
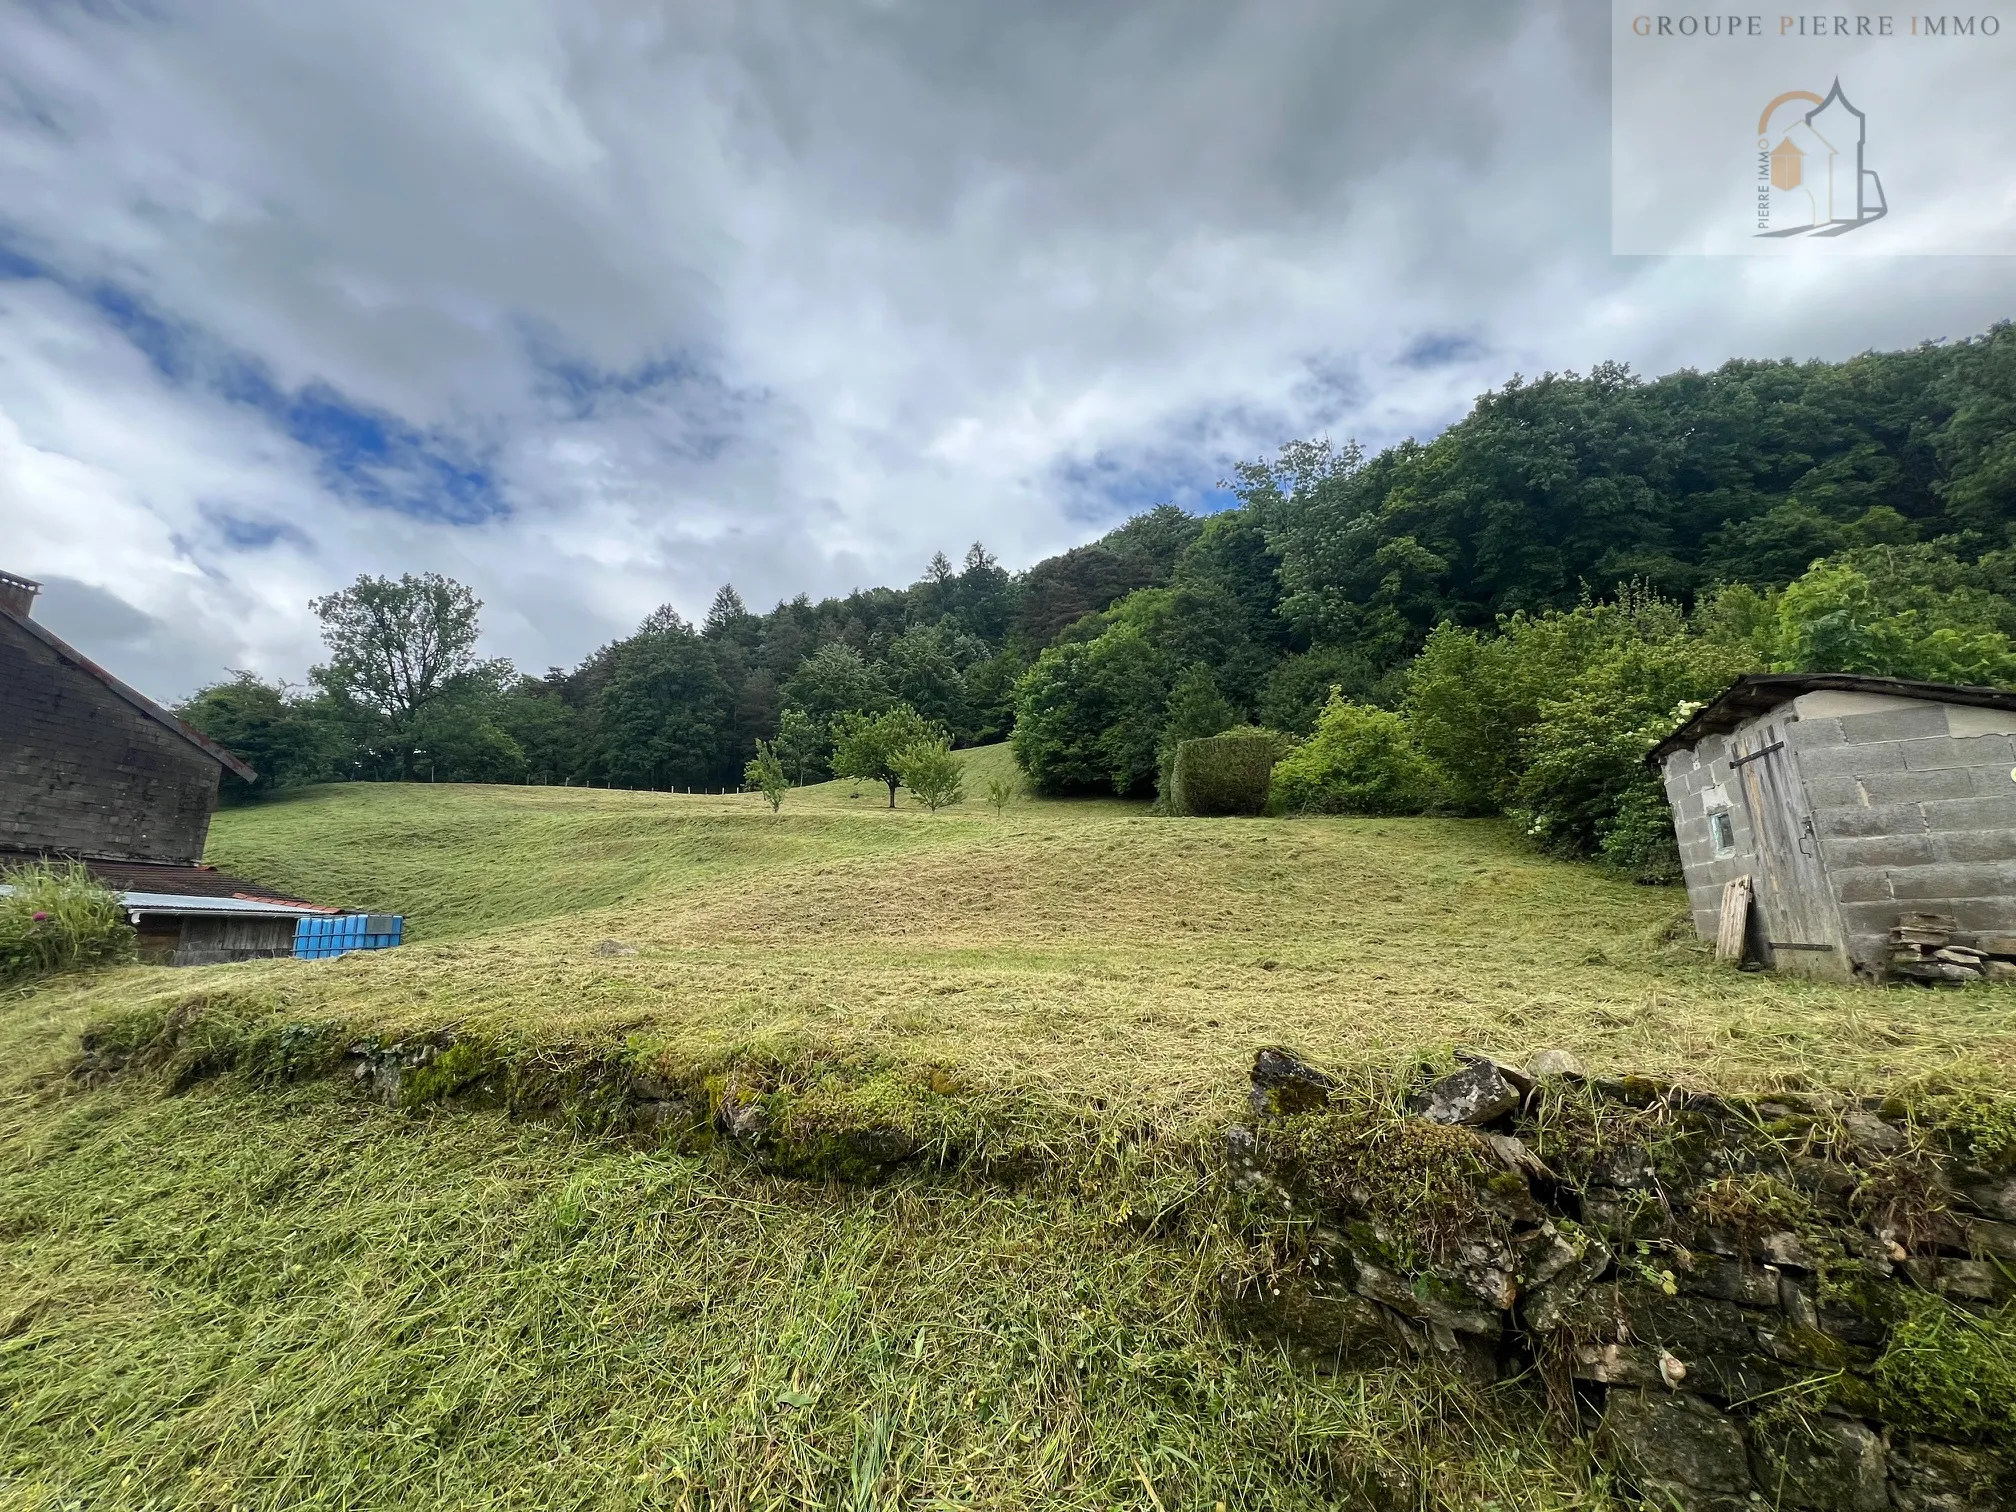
[1650,673,2016,982]
[2,569,405,967]
[1,568,253,862]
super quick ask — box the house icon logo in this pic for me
[1755,80,1887,238]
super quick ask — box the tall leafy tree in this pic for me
[951,542,1017,642]
[780,643,891,733]
[883,622,971,737]
[175,673,338,800]
[308,573,494,780]
[595,612,731,789]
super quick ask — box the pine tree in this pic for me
[703,584,751,639]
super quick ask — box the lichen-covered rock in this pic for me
[1600,1390,1755,1511]
[1904,1256,2013,1305]
[1588,1143,1656,1190]
[1525,1048,1584,1081]
[1840,1108,1908,1158]
[1957,1170,2016,1222]
[1965,1218,2016,1260]
[1520,1228,1611,1332]
[1249,1046,1337,1118]
[1679,1257,1782,1307]
[1749,1414,1887,1512]
[1348,1253,1503,1337]
[717,1091,770,1143]
[1565,1284,1776,1402]
[1409,1059,1519,1127]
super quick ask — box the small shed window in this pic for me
[1709,809,1736,858]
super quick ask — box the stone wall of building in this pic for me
[0,614,222,863]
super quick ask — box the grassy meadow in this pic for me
[6,747,2016,1509]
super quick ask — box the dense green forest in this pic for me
[181,321,2016,874]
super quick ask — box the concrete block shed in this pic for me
[1650,673,2016,982]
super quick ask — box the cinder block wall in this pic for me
[1788,691,2016,972]
[0,616,221,863]
[1661,731,1761,941]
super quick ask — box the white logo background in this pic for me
[1612,7,2015,254]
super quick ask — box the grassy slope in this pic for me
[6,750,2016,1509]
[164,754,2016,1119]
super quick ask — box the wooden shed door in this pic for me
[1732,719,1848,979]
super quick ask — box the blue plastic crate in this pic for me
[294,913,404,960]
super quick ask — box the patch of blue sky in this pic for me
[1397,331,1485,370]
[0,235,506,526]
[1053,451,1238,528]
[199,505,313,552]
[523,330,746,465]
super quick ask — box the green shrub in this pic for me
[1269,697,1441,815]
[1596,780,1684,883]
[0,862,136,984]
[893,740,965,812]
[1875,1291,2016,1445]
[1167,731,1278,816]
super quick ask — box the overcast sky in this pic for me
[2,1,2012,702]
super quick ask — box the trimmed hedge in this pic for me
[1167,732,1277,817]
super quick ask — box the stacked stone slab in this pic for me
[1888,911,2016,984]
[1227,1049,2016,1512]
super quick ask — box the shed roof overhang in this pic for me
[0,883,337,920]
[1646,673,2016,767]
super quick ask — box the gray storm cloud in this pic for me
[1,0,2011,700]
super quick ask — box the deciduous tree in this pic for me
[745,741,789,813]
[830,704,941,808]
[894,740,964,812]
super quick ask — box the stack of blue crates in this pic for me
[294,913,404,960]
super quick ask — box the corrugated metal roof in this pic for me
[1648,673,2016,764]
[119,891,336,918]
[0,883,336,917]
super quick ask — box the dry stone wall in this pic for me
[1226,1049,2016,1512]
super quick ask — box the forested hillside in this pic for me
[182,323,2016,853]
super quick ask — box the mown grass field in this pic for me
[6,748,2016,1510]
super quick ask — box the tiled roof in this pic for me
[0,849,323,907]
